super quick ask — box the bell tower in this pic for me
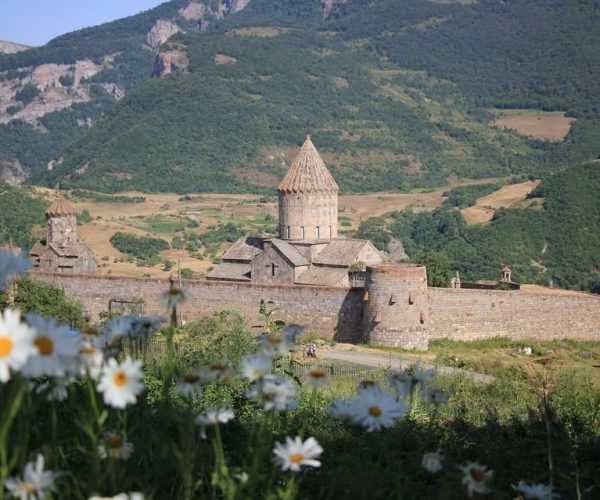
[277,135,339,241]
[45,198,78,248]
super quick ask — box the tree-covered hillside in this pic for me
[31,0,600,193]
[0,180,48,251]
[357,162,600,293]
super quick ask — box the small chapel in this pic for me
[29,197,97,273]
[207,135,385,286]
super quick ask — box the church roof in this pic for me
[312,239,380,267]
[45,197,77,217]
[206,262,251,281]
[222,237,264,262]
[270,239,309,267]
[277,135,339,194]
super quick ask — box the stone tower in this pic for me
[45,198,78,248]
[363,263,429,350]
[277,135,339,241]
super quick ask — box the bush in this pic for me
[109,232,169,260]
[15,83,40,104]
[76,209,93,224]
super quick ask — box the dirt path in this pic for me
[318,348,494,383]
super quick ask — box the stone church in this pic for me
[207,135,384,286]
[29,197,97,273]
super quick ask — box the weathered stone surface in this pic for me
[146,19,182,50]
[153,51,189,78]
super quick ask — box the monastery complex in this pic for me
[29,137,600,350]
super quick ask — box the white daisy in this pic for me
[387,370,412,398]
[346,385,410,432]
[246,374,297,412]
[77,337,104,380]
[199,363,233,382]
[0,308,37,383]
[412,361,437,389]
[98,432,134,461]
[239,354,272,381]
[4,454,57,499]
[22,314,80,378]
[513,480,559,499]
[329,398,353,419]
[421,449,444,473]
[0,250,30,291]
[196,406,235,439]
[307,367,329,388]
[273,436,323,472]
[160,287,187,309]
[88,494,143,500]
[35,378,71,402]
[423,387,452,407]
[258,333,293,358]
[97,357,144,409]
[175,371,204,399]
[460,461,493,497]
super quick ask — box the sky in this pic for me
[0,0,167,47]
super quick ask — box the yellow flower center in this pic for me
[105,435,123,448]
[267,336,282,345]
[0,336,13,358]
[16,483,36,494]
[34,336,54,356]
[309,368,326,378]
[368,406,382,417]
[184,373,200,384]
[210,364,228,373]
[470,468,485,482]
[113,371,128,387]
[84,326,99,336]
[80,346,97,355]
[260,392,275,402]
[289,453,304,464]
[168,288,182,296]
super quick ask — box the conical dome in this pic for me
[277,135,339,194]
[45,197,77,217]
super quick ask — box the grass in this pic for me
[364,338,600,387]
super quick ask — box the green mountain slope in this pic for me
[3,0,600,193]
[357,162,600,293]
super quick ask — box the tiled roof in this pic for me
[277,135,339,194]
[48,242,81,257]
[312,239,374,267]
[271,239,309,267]
[206,262,251,281]
[29,241,46,256]
[45,197,77,217]
[222,237,264,262]
[295,266,349,286]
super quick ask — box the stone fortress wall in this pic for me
[31,268,600,349]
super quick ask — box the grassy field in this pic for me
[490,109,576,141]
[363,338,600,388]
[460,180,541,225]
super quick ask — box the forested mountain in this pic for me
[0,0,597,192]
[357,162,600,293]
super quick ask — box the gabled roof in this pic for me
[277,135,339,194]
[295,266,349,286]
[45,197,77,217]
[270,239,309,267]
[206,262,251,281]
[312,239,381,267]
[222,237,264,262]
[29,241,46,256]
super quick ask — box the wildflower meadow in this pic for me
[0,248,599,499]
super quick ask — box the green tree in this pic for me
[415,250,452,288]
[0,278,88,329]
